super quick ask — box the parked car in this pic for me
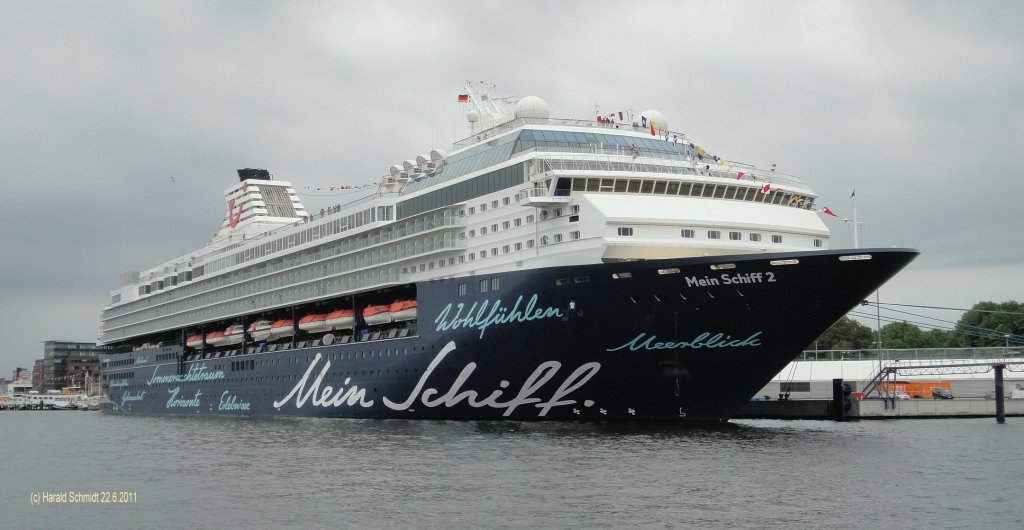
[865,391,911,400]
[932,387,954,399]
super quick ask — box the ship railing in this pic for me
[797,347,1021,362]
[453,116,691,150]
[524,149,809,191]
[107,216,464,320]
[102,236,465,336]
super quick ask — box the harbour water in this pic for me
[3,413,1023,529]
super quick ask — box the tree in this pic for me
[955,300,1024,347]
[881,321,928,349]
[814,317,875,350]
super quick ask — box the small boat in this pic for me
[248,320,272,342]
[205,330,227,346]
[267,319,295,340]
[325,309,355,330]
[186,334,204,348]
[298,313,330,333]
[390,300,418,322]
[224,324,245,345]
[363,304,393,326]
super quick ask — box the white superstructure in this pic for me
[100,83,829,346]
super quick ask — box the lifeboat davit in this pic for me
[205,330,227,347]
[268,319,295,340]
[248,320,272,342]
[186,334,204,348]
[362,304,393,326]
[390,300,418,322]
[325,309,356,330]
[298,313,330,334]
[224,324,246,345]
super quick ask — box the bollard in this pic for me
[832,378,846,422]
[995,364,1005,424]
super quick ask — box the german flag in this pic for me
[457,94,469,103]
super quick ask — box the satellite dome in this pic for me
[467,109,480,123]
[515,96,549,120]
[639,110,668,131]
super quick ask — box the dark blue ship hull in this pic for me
[100,248,916,421]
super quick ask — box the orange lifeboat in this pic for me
[268,319,295,340]
[390,300,418,322]
[205,330,227,347]
[362,304,393,326]
[248,320,272,342]
[325,309,356,330]
[224,324,245,345]
[298,313,330,334]
[186,334,204,348]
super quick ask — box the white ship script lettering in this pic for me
[272,353,375,409]
[434,294,563,339]
[607,332,763,352]
[383,341,601,417]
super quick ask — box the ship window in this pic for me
[515,242,522,251]
[613,179,627,192]
[514,218,522,227]
[574,276,589,283]
[469,254,476,261]
[554,234,563,243]
[772,235,783,244]
[491,278,500,290]
[503,221,510,229]
[570,231,581,240]
[617,227,634,236]
[681,229,695,238]
[679,183,693,196]
[729,232,742,241]
[527,239,535,248]
[640,180,654,194]
[502,245,510,254]
[586,179,600,192]
[503,197,511,206]
[480,203,487,211]
[653,181,667,194]
[749,233,762,242]
[479,251,486,259]
[491,224,498,232]
[491,247,498,256]
[814,239,823,248]
[708,230,721,239]
[702,184,716,198]
[469,229,476,237]
[469,207,475,215]
[480,227,487,235]
[555,278,570,286]
[572,178,586,191]
[526,215,535,223]
[492,200,499,208]
[480,279,489,293]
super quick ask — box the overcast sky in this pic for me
[2,0,1021,375]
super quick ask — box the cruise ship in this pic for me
[98,83,917,420]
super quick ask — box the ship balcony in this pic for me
[517,188,571,207]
